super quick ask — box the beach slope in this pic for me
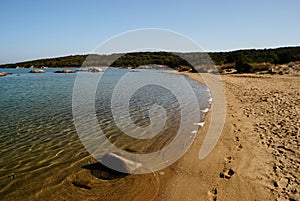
[157,73,299,201]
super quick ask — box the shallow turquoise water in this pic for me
[0,68,210,199]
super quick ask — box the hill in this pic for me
[1,46,299,73]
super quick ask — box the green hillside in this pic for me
[1,46,299,73]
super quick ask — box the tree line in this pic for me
[1,46,299,73]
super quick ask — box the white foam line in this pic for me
[208,97,213,102]
[194,122,205,127]
[158,160,169,165]
[200,108,209,113]
[191,130,198,134]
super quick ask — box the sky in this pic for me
[0,0,299,64]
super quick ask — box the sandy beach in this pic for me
[63,73,299,201]
[156,73,299,201]
[61,73,299,201]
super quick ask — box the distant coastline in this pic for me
[1,46,299,75]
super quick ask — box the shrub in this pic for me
[235,60,252,73]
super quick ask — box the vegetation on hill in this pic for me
[110,52,196,72]
[209,47,300,65]
[1,46,299,73]
[0,55,88,68]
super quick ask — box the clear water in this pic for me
[0,68,210,200]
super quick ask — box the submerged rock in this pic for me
[29,69,45,73]
[100,152,142,173]
[72,180,92,190]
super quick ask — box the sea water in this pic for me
[0,68,210,199]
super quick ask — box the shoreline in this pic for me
[2,72,299,201]
[156,73,299,200]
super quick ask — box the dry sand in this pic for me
[156,73,299,201]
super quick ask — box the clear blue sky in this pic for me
[0,0,299,64]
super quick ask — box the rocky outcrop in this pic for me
[29,69,45,73]
[54,70,76,73]
[77,67,105,72]
[0,72,8,76]
[87,67,104,72]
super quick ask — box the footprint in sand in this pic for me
[208,188,217,201]
[219,168,235,179]
[233,136,243,150]
[224,156,233,164]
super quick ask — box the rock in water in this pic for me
[0,72,8,76]
[29,69,45,73]
[87,67,104,72]
[54,70,76,73]
[100,152,142,173]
